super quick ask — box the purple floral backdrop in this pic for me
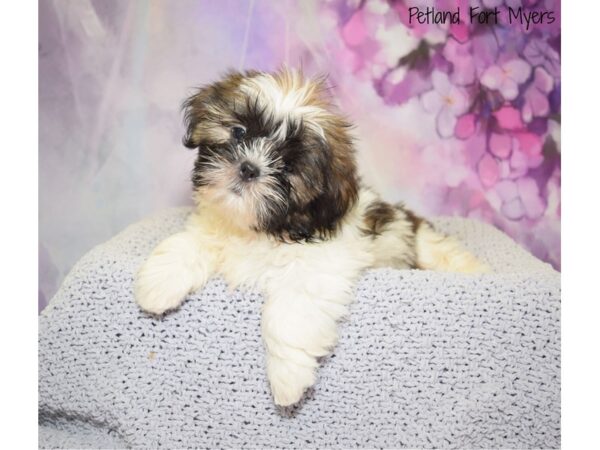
[39,0,560,311]
[319,0,561,266]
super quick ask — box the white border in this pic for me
[0,1,38,447]
[562,1,600,447]
[0,0,596,446]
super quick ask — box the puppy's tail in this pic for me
[415,223,490,274]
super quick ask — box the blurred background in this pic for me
[39,0,561,311]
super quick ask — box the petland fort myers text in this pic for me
[408,6,556,30]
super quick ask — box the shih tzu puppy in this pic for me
[135,68,488,406]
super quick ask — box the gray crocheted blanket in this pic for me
[38,208,560,449]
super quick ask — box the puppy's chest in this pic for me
[211,237,312,288]
[208,233,373,291]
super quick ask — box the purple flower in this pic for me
[523,37,560,79]
[455,114,477,139]
[494,105,524,130]
[491,131,544,180]
[471,31,499,76]
[494,177,546,220]
[478,153,500,188]
[481,59,532,100]
[341,9,367,47]
[380,68,433,106]
[489,133,512,159]
[421,71,470,138]
[443,38,476,86]
[522,67,554,122]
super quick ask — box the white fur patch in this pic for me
[135,232,215,315]
[194,138,287,230]
[135,187,489,405]
[241,72,326,139]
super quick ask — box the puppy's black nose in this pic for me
[239,161,260,181]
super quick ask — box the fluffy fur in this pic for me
[135,68,489,406]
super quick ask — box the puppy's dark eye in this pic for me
[231,126,246,140]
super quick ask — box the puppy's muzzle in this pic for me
[239,160,260,181]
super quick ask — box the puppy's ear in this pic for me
[314,117,359,231]
[181,87,212,149]
[303,76,359,232]
[181,71,249,149]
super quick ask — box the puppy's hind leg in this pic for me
[415,222,490,274]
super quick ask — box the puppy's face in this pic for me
[182,69,358,241]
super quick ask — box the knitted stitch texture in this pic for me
[39,208,560,449]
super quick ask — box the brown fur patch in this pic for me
[317,114,359,234]
[401,206,427,234]
[362,200,397,237]
[268,69,359,240]
[182,70,259,148]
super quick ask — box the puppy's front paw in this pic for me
[267,356,316,406]
[135,257,192,315]
[135,233,210,315]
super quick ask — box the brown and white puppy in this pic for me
[135,68,488,406]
